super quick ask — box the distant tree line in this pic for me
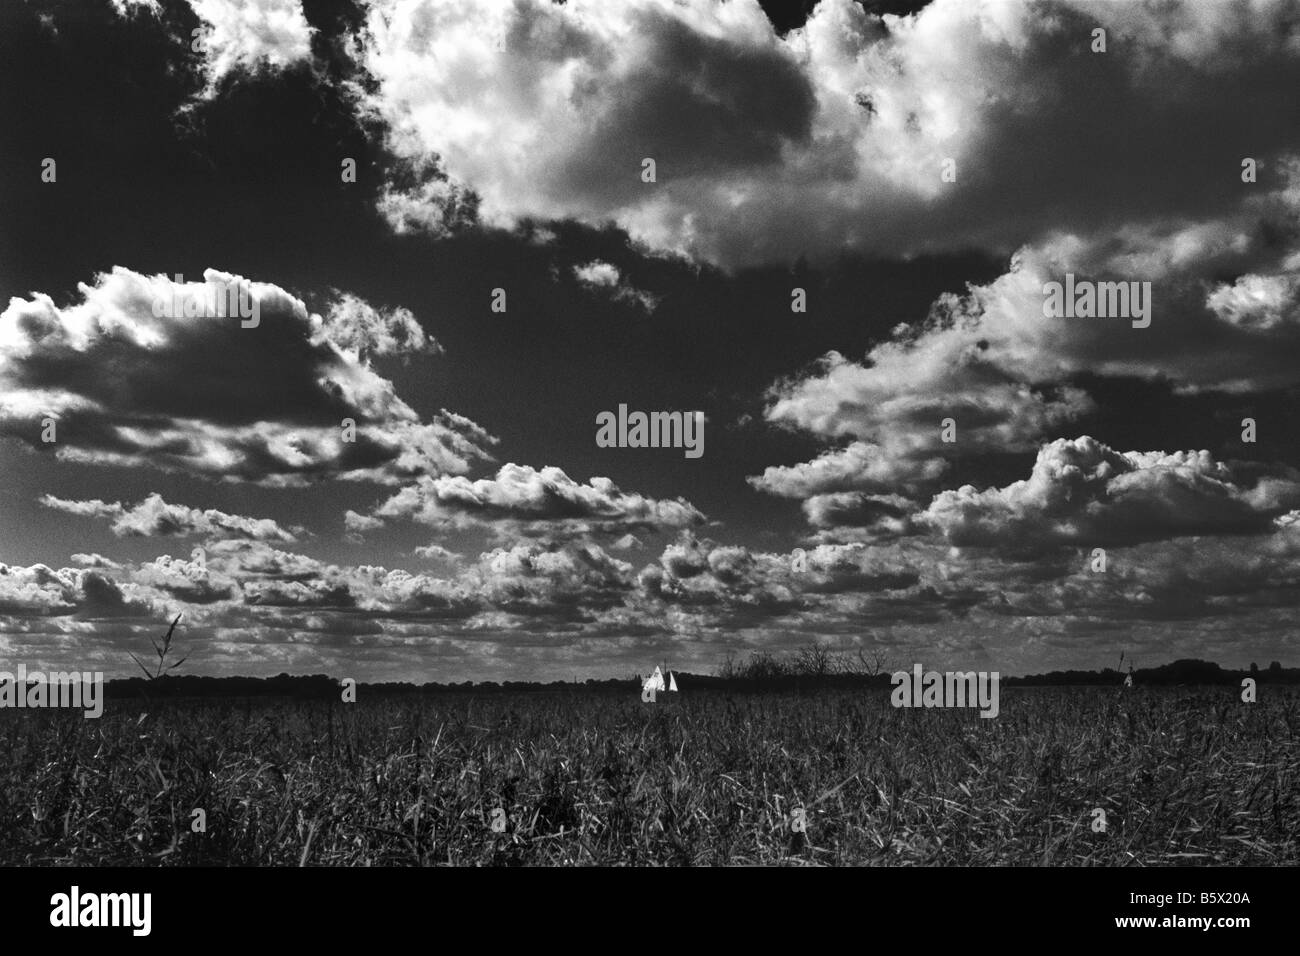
[91,652,1299,701]
[713,648,1300,688]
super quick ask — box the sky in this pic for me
[2,0,1300,682]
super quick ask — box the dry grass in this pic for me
[1,686,1296,866]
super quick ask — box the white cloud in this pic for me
[343,509,385,534]
[0,267,495,485]
[572,260,659,312]
[750,440,947,497]
[1205,273,1300,333]
[920,436,1300,553]
[0,563,156,619]
[319,293,440,358]
[189,0,315,93]
[356,0,1300,267]
[573,261,621,288]
[753,181,1300,515]
[371,462,705,538]
[40,492,303,541]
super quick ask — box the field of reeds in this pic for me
[1,686,1296,866]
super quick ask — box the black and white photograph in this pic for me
[0,0,1295,935]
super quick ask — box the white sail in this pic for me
[644,665,665,692]
[668,671,678,692]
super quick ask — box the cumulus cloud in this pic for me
[202,539,326,580]
[0,267,495,486]
[412,543,461,563]
[753,171,1300,520]
[920,436,1300,554]
[132,553,236,603]
[0,563,156,619]
[638,534,803,616]
[70,553,123,569]
[87,539,639,629]
[320,293,440,358]
[464,542,636,618]
[0,530,930,662]
[362,0,814,259]
[40,492,303,541]
[343,509,385,535]
[968,509,1300,628]
[110,0,161,14]
[634,534,939,632]
[573,261,620,289]
[1205,273,1300,333]
[750,440,948,497]
[355,0,1300,267]
[801,491,916,533]
[369,463,706,538]
[976,210,1300,395]
[784,541,925,595]
[11,515,1300,676]
[572,260,659,312]
[189,0,315,94]
[755,343,1093,502]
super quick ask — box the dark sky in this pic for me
[2,0,1300,682]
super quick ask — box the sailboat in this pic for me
[641,665,679,695]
